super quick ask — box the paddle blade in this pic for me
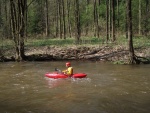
[55,68,58,71]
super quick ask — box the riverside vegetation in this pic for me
[1,0,150,64]
[0,36,150,64]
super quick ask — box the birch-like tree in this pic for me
[10,0,27,61]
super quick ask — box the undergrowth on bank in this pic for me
[0,36,150,48]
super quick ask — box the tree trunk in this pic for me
[106,0,109,41]
[93,0,97,37]
[85,0,90,36]
[109,0,111,39]
[0,0,1,16]
[10,0,26,61]
[45,0,49,37]
[95,0,100,38]
[25,0,27,38]
[126,0,137,64]
[93,0,100,38]
[144,0,149,36]
[67,0,72,38]
[111,0,116,41]
[58,0,62,39]
[117,0,119,38]
[0,0,9,38]
[125,2,128,39]
[62,0,66,39]
[138,0,141,35]
[74,0,81,44]
[55,0,59,38]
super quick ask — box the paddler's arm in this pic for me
[62,69,68,74]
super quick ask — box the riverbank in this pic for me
[1,45,150,64]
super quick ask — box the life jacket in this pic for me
[66,67,73,76]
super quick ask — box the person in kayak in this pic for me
[62,62,73,76]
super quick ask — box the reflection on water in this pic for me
[0,61,150,113]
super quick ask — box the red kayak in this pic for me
[45,72,87,79]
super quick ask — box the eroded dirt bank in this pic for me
[0,45,150,63]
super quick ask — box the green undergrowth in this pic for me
[113,60,126,65]
[0,36,150,49]
[25,37,104,47]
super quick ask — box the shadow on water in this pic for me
[0,61,150,113]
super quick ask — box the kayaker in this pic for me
[62,62,73,76]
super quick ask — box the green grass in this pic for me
[0,36,150,48]
[133,36,150,48]
[0,39,14,49]
[25,37,104,47]
[26,38,75,47]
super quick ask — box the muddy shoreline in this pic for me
[0,45,150,64]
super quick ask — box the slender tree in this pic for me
[58,0,63,39]
[85,0,90,36]
[117,0,119,38]
[74,0,81,43]
[106,0,109,41]
[109,0,111,39]
[0,0,2,29]
[138,0,141,35]
[67,0,72,38]
[55,0,59,37]
[126,0,138,64]
[111,0,116,41]
[144,0,149,36]
[10,0,26,61]
[62,0,66,39]
[93,0,100,38]
[45,0,49,37]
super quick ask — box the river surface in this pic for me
[0,61,150,113]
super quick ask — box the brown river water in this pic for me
[0,61,150,113]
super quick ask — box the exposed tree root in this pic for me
[133,54,150,64]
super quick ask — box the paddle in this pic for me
[55,68,62,73]
[55,68,68,75]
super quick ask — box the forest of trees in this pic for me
[0,0,150,63]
